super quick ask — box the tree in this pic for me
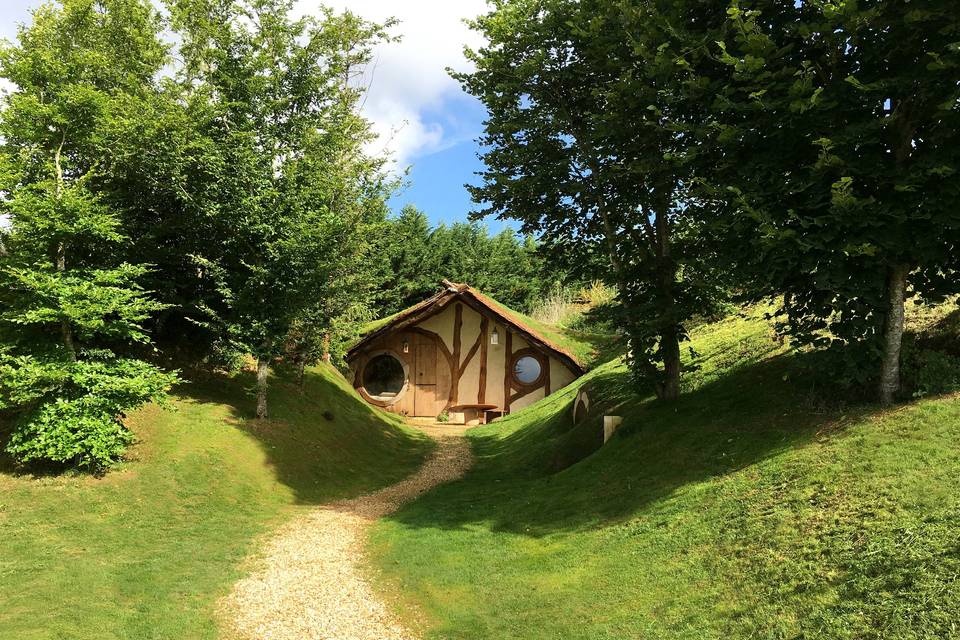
[0,0,178,469]
[378,205,553,316]
[707,0,960,403]
[167,0,394,418]
[457,0,727,399]
[379,205,438,314]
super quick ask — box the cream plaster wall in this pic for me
[353,300,581,417]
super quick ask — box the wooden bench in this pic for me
[448,403,499,426]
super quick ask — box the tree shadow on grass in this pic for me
[0,363,431,500]
[382,351,875,537]
[175,365,433,505]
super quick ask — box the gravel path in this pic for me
[220,425,473,640]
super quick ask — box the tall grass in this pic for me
[530,281,617,327]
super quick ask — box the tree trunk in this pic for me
[56,245,76,361]
[654,204,681,401]
[256,356,270,419]
[659,325,681,401]
[61,318,77,362]
[53,132,77,362]
[879,264,909,405]
[296,358,306,391]
[322,332,331,363]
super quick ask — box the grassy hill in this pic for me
[0,365,432,640]
[368,306,960,640]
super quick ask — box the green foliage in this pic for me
[157,0,396,415]
[1,354,177,469]
[700,0,960,397]
[3,259,165,343]
[0,0,176,469]
[902,344,960,398]
[457,0,731,400]
[203,338,248,373]
[379,205,552,315]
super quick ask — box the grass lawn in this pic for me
[0,364,432,640]
[368,307,960,639]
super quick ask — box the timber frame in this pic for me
[347,281,585,417]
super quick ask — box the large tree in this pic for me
[457,0,727,399]
[708,0,960,403]
[167,0,394,418]
[0,0,178,469]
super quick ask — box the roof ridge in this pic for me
[349,281,585,373]
[441,278,469,293]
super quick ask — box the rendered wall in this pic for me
[349,300,580,418]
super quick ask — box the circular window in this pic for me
[362,353,407,400]
[513,355,543,385]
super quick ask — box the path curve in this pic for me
[221,426,472,640]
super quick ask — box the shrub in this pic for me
[0,354,178,470]
[204,338,248,373]
[902,345,960,399]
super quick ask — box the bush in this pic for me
[204,338,248,373]
[902,345,960,398]
[0,355,178,470]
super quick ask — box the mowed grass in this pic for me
[0,364,432,640]
[368,306,960,639]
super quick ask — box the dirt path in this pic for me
[221,424,472,640]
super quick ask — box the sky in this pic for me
[0,0,502,231]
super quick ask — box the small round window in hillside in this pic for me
[513,354,544,386]
[363,354,406,399]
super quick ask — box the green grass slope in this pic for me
[0,364,432,640]
[369,307,960,640]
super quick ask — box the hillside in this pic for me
[0,365,432,639]
[368,306,960,640]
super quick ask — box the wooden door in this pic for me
[414,340,438,416]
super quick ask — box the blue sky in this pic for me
[0,0,503,231]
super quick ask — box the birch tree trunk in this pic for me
[296,358,306,391]
[322,332,331,363]
[58,244,77,363]
[879,264,909,405]
[53,131,77,362]
[256,356,270,419]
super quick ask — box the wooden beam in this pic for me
[544,358,551,396]
[459,316,487,378]
[478,318,489,404]
[454,293,584,376]
[503,330,512,413]
[449,303,463,406]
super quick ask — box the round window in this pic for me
[513,355,543,385]
[363,354,406,399]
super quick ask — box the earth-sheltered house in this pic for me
[347,281,585,425]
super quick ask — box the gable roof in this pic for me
[349,280,586,374]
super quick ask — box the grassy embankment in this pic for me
[0,364,432,640]
[369,305,960,640]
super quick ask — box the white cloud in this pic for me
[1,1,486,167]
[298,0,488,167]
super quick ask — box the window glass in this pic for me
[513,355,542,385]
[363,354,406,398]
